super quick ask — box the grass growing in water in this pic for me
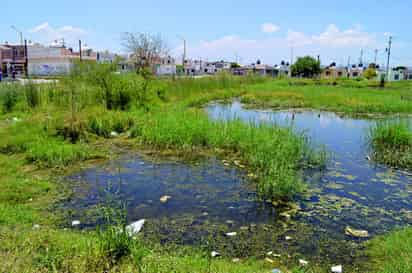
[133,107,325,200]
[368,121,412,169]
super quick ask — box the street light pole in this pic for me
[11,25,23,45]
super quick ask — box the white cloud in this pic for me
[287,24,377,48]
[261,23,280,33]
[29,22,87,46]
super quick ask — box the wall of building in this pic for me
[28,59,72,76]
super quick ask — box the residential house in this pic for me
[322,66,348,79]
[0,44,27,77]
[183,59,204,76]
[406,67,412,80]
[153,56,176,76]
[27,44,97,76]
[348,65,364,78]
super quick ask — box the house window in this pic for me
[394,74,399,80]
[352,72,358,77]
[325,71,330,76]
[338,72,343,76]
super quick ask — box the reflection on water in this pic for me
[64,101,411,268]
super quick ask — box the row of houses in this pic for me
[322,64,412,81]
[2,42,412,81]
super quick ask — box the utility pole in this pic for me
[182,38,186,65]
[359,48,363,66]
[347,56,351,78]
[24,39,28,78]
[385,36,392,81]
[11,25,23,45]
[79,40,82,62]
[374,49,378,65]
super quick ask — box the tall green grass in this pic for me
[368,121,412,169]
[366,228,412,273]
[0,121,92,167]
[241,79,412,114]
[133,108,325,200]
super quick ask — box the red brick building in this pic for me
[0,44,26,77]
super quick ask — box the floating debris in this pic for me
[299,259,309,266]
[160,195,172,203]
[285,236,292,240]
[211,251,220,257]
[265,257,274,264]
[126,219,145,236]
[225,232,237,237]
[331,265,343,273]
[345,226,369,238]
[71,220,80,226]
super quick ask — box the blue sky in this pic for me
[2,0,411,65]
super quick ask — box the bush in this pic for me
[1,87,19,113]
[24,81,41,108]
[87,111,135,138]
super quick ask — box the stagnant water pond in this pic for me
[64,101,412,269]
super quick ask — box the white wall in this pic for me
[28,60,72,76]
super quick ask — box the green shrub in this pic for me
[24,81,41,108]
[1,87,19,113]
[87,111,135,138]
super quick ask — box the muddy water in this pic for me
[65,101,411,269]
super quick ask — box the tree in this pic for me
[121,32,169,71]
[290,56,321,78]
[364,68,377,80]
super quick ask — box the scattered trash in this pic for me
[202,212,209,216]
[12,117,21,123]
[33,224,40,229]
[345,226,369,238]
[331,265,343,273]
[265,257,274,264]
[225,232,237,237]
[285,236,292,240]
[126,219,145,236]
[299,259,309,266]
[160,195,172,203]
[71,220,80,226]
[110,131,119,137]
[271,269,282,273]
[226,220,234,225]
[232,258,240,263]
[266,251,273,256]
[366,155,371,161]
[211,251,220,257]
